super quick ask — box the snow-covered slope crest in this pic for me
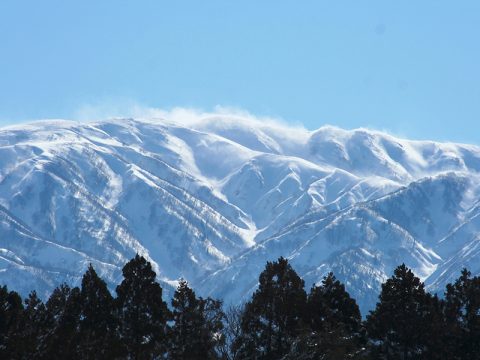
[1,113,480,312]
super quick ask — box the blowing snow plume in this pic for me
[1,112,480,313]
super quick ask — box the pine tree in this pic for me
[302,272,364,359]
[422,293,447,360]
[77,264,120,359]
[7,291,48,359]
[116,254,171,359]
[365,264,432,359]
[308,272,362,334]
[0,285,23,358]
[444,268,480,359]
[169,280,225,360]
[235,257,307,359]
[39,284,82,360]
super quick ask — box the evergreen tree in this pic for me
[39,284,82,360]
[421,293,447,360]
[365,264,432,360]
[169,280,225,360]
[302,272,364,359]
[116,254,171,359]
[0,285,23,358]
[308,272,362,334]
[77,264,120,359]
[282,329,368,360]
[235,257,307,359]
[444,268,480,359]
[7,291,48,359]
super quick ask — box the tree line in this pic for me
[1,255,480,359]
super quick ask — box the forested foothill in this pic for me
[1,255,479,359]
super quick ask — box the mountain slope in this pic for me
[1,115,480,312]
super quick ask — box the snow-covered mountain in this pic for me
[1,114,480,313]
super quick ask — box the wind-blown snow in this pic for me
[1,112,480,313]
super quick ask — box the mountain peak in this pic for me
[1,116,480,312]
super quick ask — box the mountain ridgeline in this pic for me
[1,255,479,359]
[1,116,480,313]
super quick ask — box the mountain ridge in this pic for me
[1,114,479,313]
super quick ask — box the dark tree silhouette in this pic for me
[308,272,362,334]
[366,264,433,359]
[0,285,23,359]
[77,264,120,359]
[6,291,47,359]
[1,256,480,359]
[116,254,171,359]
[169,279,224,359]
[40,284,82,360]
[235,257,307,359]
[300,272,364,359]
[444,268,480,359]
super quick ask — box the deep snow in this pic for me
[1,114,480,313]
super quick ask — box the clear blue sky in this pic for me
[1,1,479,143]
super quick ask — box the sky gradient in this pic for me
[1,1,479,143]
